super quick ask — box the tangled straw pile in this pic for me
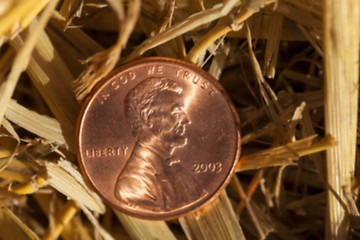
[0,0,358,239]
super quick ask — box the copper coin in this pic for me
[76,57,241,220]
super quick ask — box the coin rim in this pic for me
[76,57,241,220]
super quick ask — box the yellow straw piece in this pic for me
[41,200,79,240]
[0,0,49,38]
[236,135,336,172]
[1,207,41,240]
[0,168,31,182]
[0,48,15,78]
[0,0,58,124]
[8,171,48,195]
[186,0,273,64]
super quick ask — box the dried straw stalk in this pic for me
[124,0,239,63]
[0,0,58,124]
[73,0,141,100]
[236,135,336,172]
[179,190,245,240]
[0,0,49,45]
[34,194,92,240]
[5,99,69,149]
[323,0,360,239]
[114,211,176,240]
[0,207,40,240]
[10,28,80,135]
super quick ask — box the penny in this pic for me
[76,57,241,220]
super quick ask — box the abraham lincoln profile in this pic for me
[115,77,205,211]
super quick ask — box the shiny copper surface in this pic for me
[76,57,241,220]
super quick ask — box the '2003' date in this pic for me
[192,162,222,174]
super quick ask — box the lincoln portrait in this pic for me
[115,77,205,211]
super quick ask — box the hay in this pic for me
[0,0,359,239]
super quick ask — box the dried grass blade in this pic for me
[297,24,323,57]
[246,23,285,138]
[179,190,245,240]
[276,1,322,31]
[236,135,336,172]
[50,11,104,54]
[0,48,15,80]
[5,99,72,150]
[1,207,40,240]
[44,159,105,213]
[234,170,263,215]
[125,0,238,63]
[150,0,175,36]
[59,0,85,27]
[0,188,26,208]
[0,158,34,182]
[0,0,59,124]
[263,13,283,78]
[10,26,80,131]
[186,0,275,64]
[78,204,114,240]
[34,194,93,240]
[285,192,326,210]
[233,178,273,239]
[42,200,79,240]
[114,211,176,240]
[299,106,326,182]
[73,0,141,100]
[0,207,29,240]
[8,170,48,195]
[0,119,19,172]
[208,42,230,80]
[0,168,31,182]
[323,0,360,238]
[48,12,104,76]
[0,0,49,45]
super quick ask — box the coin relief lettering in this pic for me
[85,146,128,158]
[117,71,136,86]
[111,80,120,90]
[192,162,222,174]
[100,93,110,104]
[176,69,216,96]
[146,65,164,75]
[192,75,200,84]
